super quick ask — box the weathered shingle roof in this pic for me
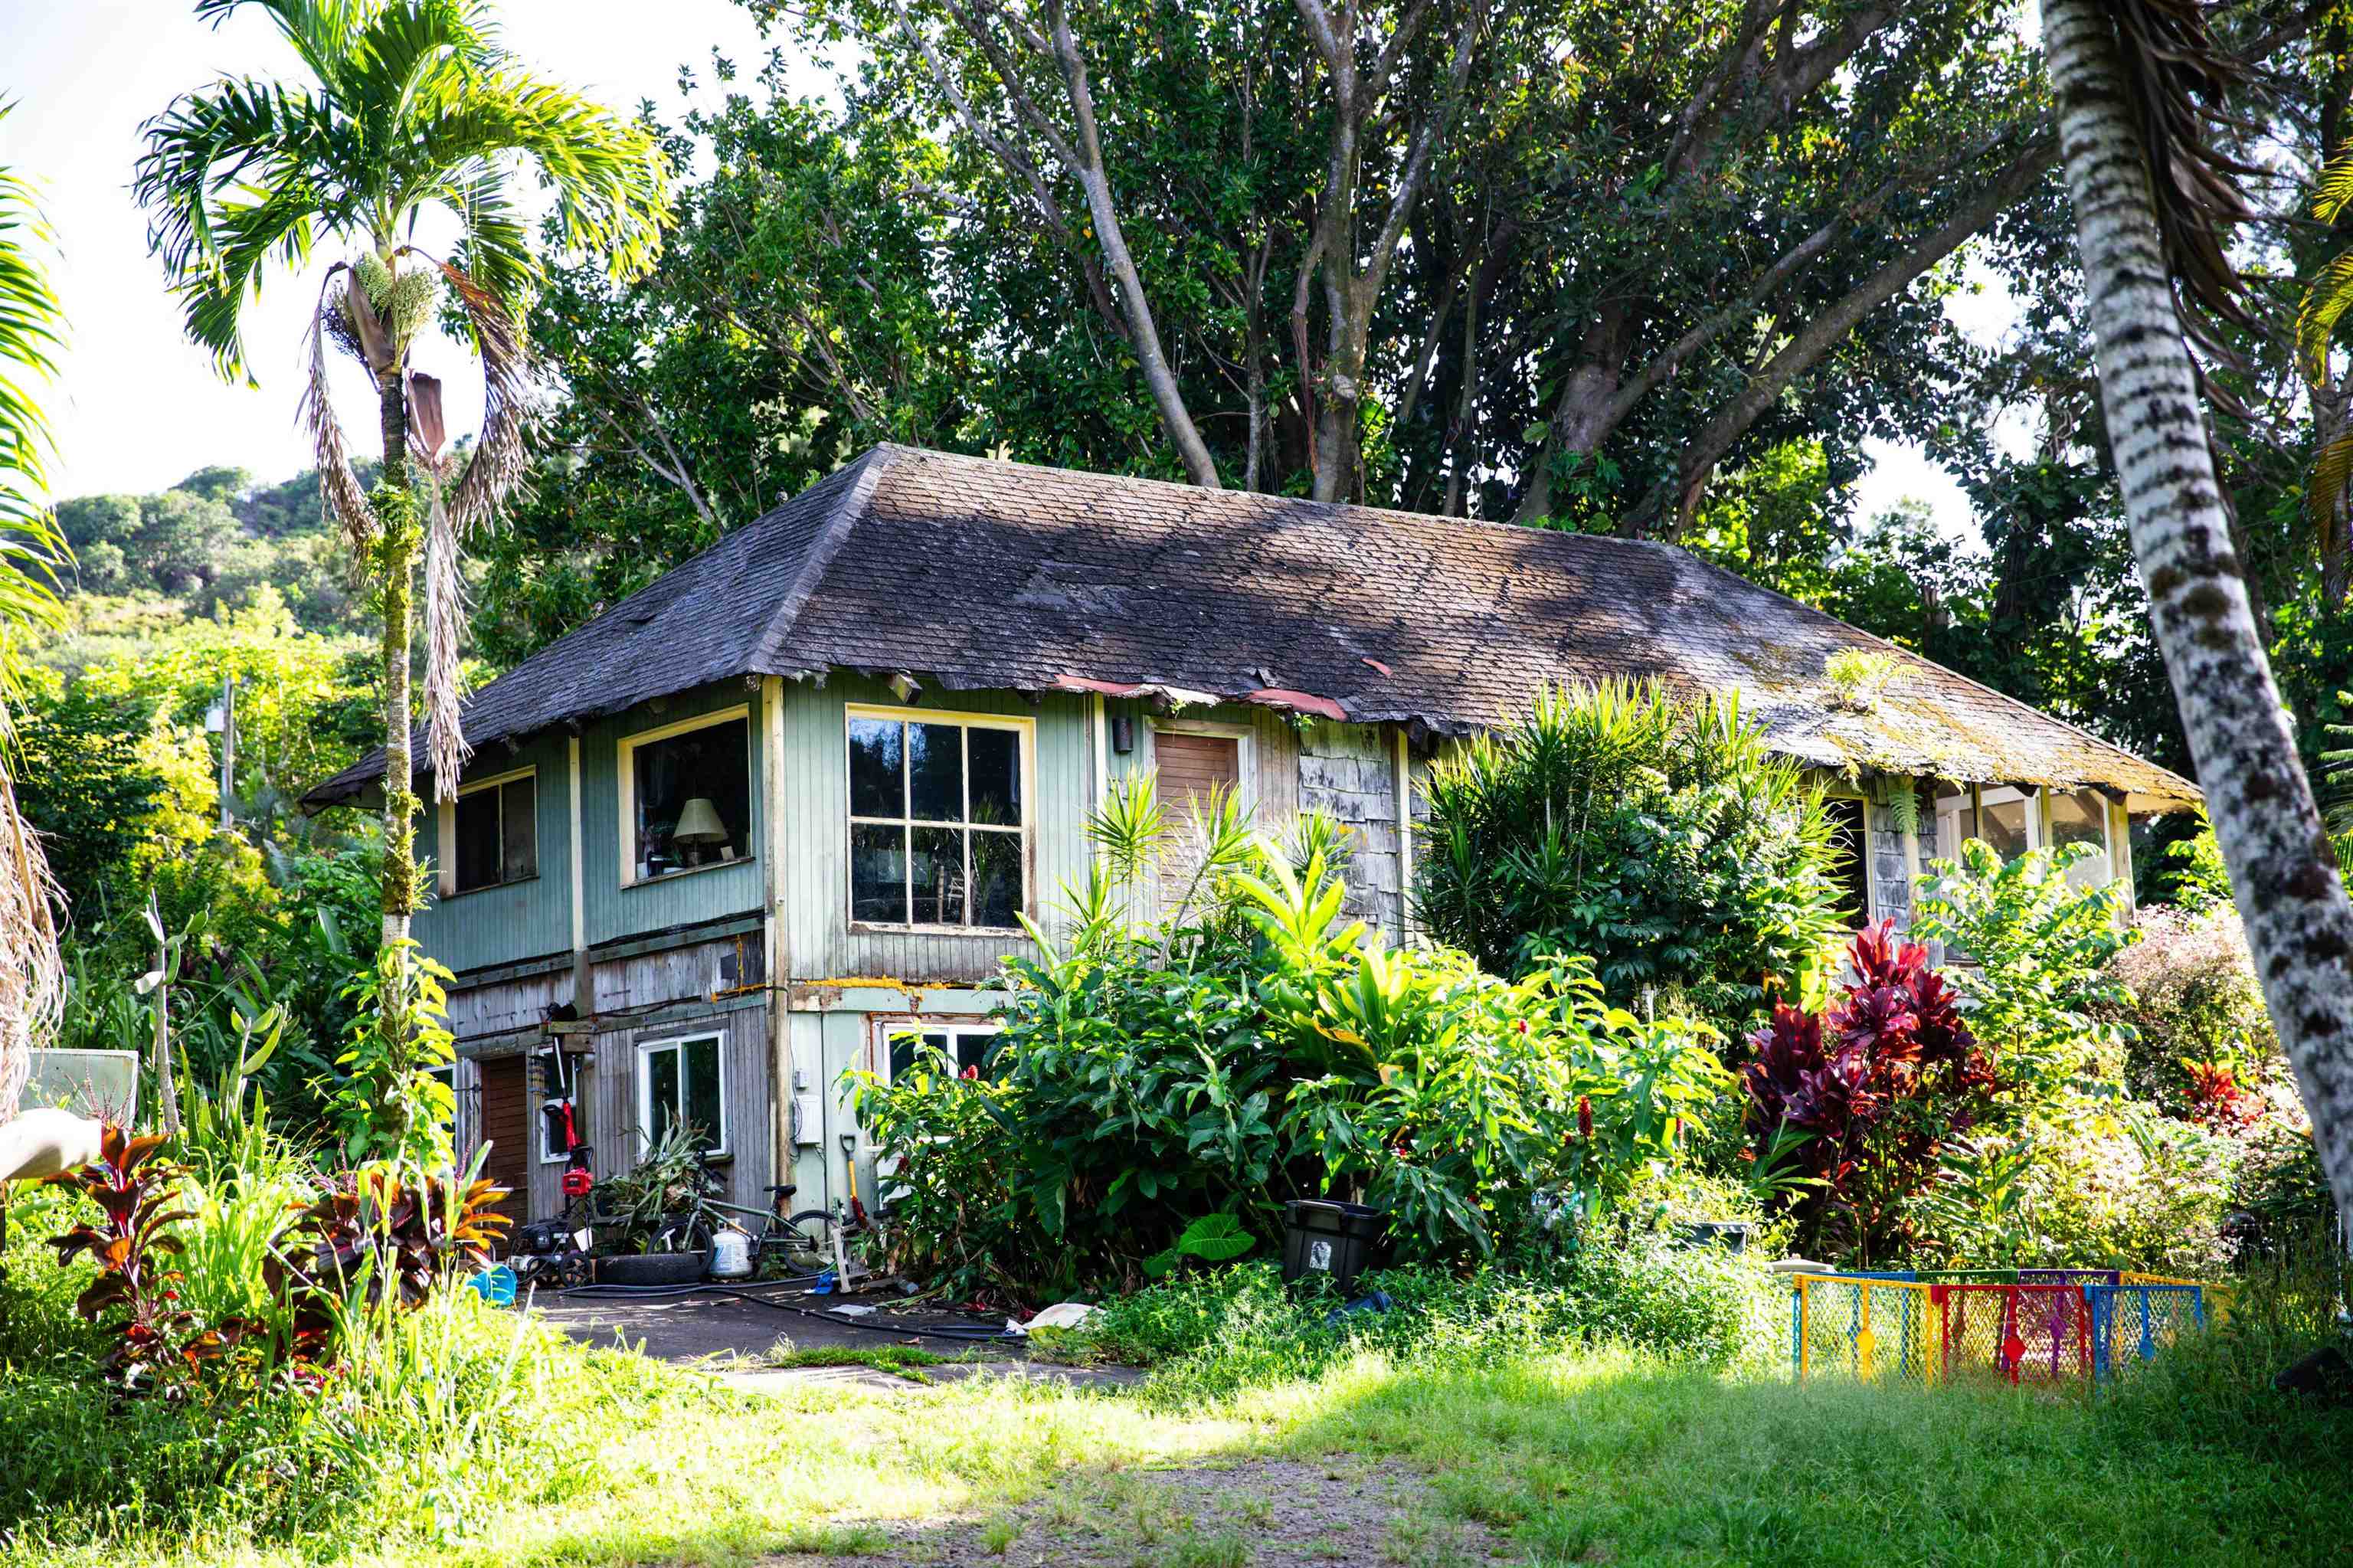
[306,444,2198,810]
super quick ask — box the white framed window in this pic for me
[438,766,537,896]
[877,1018,1003,1082]
[534,1049,578,1165]
[846,706,1033,931]
[618,707,753,886]
[637,1030,727,1157]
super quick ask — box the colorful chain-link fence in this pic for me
[1789,1273,2216,1390]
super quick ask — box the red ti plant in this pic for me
[1742,921,1995,1264]
[46,1123,241,1392]
[279,1165,511,1320]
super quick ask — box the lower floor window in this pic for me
[640,1032,726,1155]
[883,1020,1001,1082]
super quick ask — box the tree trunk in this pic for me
[373,345,421,1088]
[2045,0,2353,1236]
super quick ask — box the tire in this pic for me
[596,1249,709,1287]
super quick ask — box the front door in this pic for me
[476,1056,532,1239]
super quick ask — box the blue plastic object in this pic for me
[466,1265,518,1306]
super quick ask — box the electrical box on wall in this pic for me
[794,1092,823,1145]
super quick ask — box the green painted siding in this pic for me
[774,673,1093,984]
[414,728,574,975]
[581,680,767,948]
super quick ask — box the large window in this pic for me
[638,1031,725,1156]
[847,709,1028,929]
[446,770,535,895]
[621,711,751,885]
[2047,789,2116,892]
[1937,786,2037,864]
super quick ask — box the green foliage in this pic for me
[856,781,1733,1295]
[1912,840,2137,1113]
[9,686,165,893]
[1079,1241,1782,1406]
[1414,680,1845,1023]
[1142,1213,1258,1279]
[326,940,457,1167]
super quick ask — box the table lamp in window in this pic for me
[672,797,730,866]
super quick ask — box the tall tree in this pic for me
[134,0,671,974]
[2043,0,2353,1232]
[0,103,67,1124]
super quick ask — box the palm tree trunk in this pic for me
[375,363,419,951]
[2045,0,2353,1236]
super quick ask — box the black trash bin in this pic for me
[1281,1200,1383,1290]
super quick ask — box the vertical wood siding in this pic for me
[777,674,1093,984]
[414,728,575,975]
[581,680,767,948]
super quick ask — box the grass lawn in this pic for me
[10,1331,2344,1568]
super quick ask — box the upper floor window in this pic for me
[846,708,1029,930]
[445,768,536,895]
[620,709,751,885]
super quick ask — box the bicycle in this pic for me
[676,1147,890,1285]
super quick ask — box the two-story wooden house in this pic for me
[305,445,2199,1228]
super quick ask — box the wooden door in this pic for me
[476,1056,532,1239]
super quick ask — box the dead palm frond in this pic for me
[0,104,66,1123]
[2299,140,2353,565]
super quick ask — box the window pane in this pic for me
[911,826,965,924]
[500,776,537,881]
[908,722,964,822]
[1982,798,2030,859]
[851,824,908,922]
[968,728,1021,825]
[685,1036,723,1152]
[849,718,902,817]
[2050,791,2104,847]
[635,717,751,876]
[1825,798,1868,928]
[453,787,501,892]
[970,830,1024,928]
[955,1031,997,1079]
[888,1029,918,1082]
[647,1047,680,1147]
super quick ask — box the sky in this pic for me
[3,0,1985,535]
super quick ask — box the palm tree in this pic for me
[0,105,68,1125]
[135,0,670,968]
[2042,0,2353,1237]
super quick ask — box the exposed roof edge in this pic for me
[305,659,2203,813]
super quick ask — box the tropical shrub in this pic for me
[1414,679,1846,1024]
[852,779,1734,1296]
[1910,839,2137,1118]
[1742,921,1993,1265]
[2105,902,2280,1115]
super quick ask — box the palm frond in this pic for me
[2315,137,2353,226]
[411,71,673,284]
[419,475,471,801]
[301,264,378,548]
[2103,0,2259,366]
[2308,424,2353,565]
[414,253,537,534]
[134,76,347,381]
[0,113,65,1119]
[2297,249,2353,380]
